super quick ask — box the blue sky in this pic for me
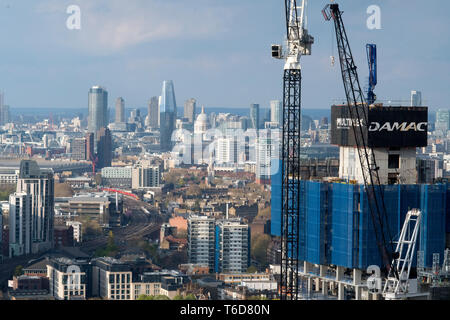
[0,0,448,110]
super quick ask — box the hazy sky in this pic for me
[0,0,448,110]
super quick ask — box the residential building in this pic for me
[70,137,88,160]
[53,225,74,248]
[15,160,54,254]
[215,219,250,274]
[92,257,132,300]
[132,271,188,299]
[66,221,82,243]
[215,136,239,166]
[101,166,132,188]
[47,257,88,300]
[187,215,216,273]
[131,165,160,189]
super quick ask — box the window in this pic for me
[388,154,400,169]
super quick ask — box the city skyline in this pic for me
[0,1,447,110]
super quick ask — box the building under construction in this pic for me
[271,105,450,299]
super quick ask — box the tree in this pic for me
[154,295,170,300]
[251,234,272,267]
[107,231,115,247]
[184,294,197,300]
[54,183,74,197]
[137,295,154,300]
[247,266,258,273]
[14,265,24,277]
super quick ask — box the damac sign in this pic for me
[368,122,427,132]
[331,105,428,148]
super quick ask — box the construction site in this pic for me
[271,1,450,300]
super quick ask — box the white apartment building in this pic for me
[9,193,31,257]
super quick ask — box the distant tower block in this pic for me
[331,105,428,185]
[411,90,422,107]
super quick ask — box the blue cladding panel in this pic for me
[214,226,220,273]
[419,184,446,267]
[270,159,282,237]
[330,183,355,268]
[305,182,323,265]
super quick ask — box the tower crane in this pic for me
[366,44,377,105]
[322,3,398,278]
[272,0,314,300]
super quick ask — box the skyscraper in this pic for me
[96,127,113,169]
[270,100,282,127]
[15,160,54,253]
[146,97,159,129]
[250,104,260,130]
[411,90,422,107]
[160,81,177,152]
[184,98,197,124]
[0,93,10,126]
[115,97,125,123]
[88,86,108,140]
[436,109,450,133]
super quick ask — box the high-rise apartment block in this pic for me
[188,215,250,274]
[215,219,250,274]
[187,215,216,272]
[8,193,31,257]
[12,160,54,255]
[131,165,160,189]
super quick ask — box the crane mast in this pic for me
[273,0,313,300]
[322,3,397,277]
[366,44,377,105]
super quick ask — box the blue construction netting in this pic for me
[269,169,448,269]
[270,160,282,238]
[329,183,356,268]
[419,184,447,267]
